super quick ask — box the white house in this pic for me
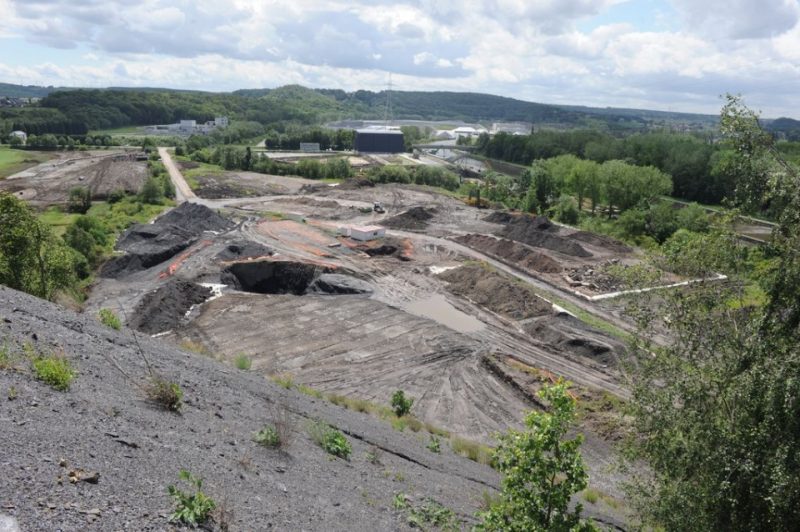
[9,130,27,144]
[349,225,385,241]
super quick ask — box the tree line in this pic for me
[477,130,750,206]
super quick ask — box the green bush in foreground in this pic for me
[145,377,183,412]
[167,470,216,526]
[478,381,596,531]
[309,420,351,459]
[32,354,75,391]
[98,308,121,330]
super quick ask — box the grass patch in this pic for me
[234,354,251,370]
[583,488,600,504]
[0,343,14,370]
[271,373,294,389]
[297,384,324,399]
[308,420,352,459]
[179,339,211,356]
[98,308,121,330]
[451,437,494,465]
[31,352,76,391]
[0,147,52,178]
[393,493,461,531]
[145,376,183,412]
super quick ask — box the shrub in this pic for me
[254,424,280,448]
[67,186,91,214]
[98,308,121,330]
[390,390,414,417]
[427,435,441,453]
[167,470,216,526]
[271,374,294,389]
[234,354,251,370]
[32,353,75,391]
[145,376,183,412]
[308,420,351,459]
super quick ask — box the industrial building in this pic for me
[354,128,404,154]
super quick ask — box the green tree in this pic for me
[626,95,800,530]
[140,177,164,204]
[67,186,91,214]
[479,381,596,532]
[0,193,77,299]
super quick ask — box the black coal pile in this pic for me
[216,240,274,261]
[101,203,234,278]
[497,215,591,258]
[363,245,398,257]
[221,260,371,296]
[128,280,213,334]
[381,206,436,231]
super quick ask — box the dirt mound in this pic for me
[454,234,562,274]
[381,206,436,231]
[128,280,213,334]
[569,231,632,254]
[336,178,375,190]
[101,203,233,278]
[155,202,233,235]
[215,240,274,261]
[484,212,556,231]
[499,218,591,257]
[439,264,552,320]
[524,315,622,367]
[363,244,398,257]
[308,274,373,295]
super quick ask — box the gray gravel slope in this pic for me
[0,286,500,531]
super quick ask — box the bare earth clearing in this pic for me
[3,152,649,527]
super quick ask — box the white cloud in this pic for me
[1,0,800,116]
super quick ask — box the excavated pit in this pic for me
[221,260,371,296]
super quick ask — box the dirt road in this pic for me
[158,147,196,203]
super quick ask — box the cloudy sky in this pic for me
[1,0,799,117]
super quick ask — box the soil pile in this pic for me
[215,240,274,261]
[308,274,373,295]
[439,264,552,320]
[0,285,499,530]
[483,211,516,224]
[363,244,398,257]
[155,202,233,235]
[524,315,623,367]
[569,231,632,254]
[128,280,212,334]
[498,216,591,258]
[337,178,375,189]
[101,203,233,278]
[381,206,436,231]
[454,234,562,273]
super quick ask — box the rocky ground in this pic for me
[1,286,502,531]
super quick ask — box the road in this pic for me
[158,147,196,203]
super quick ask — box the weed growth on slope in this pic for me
[98,308,121,330]
[31,351,75,391]
[145,376,183,412]
[308,420,351,459]
[167,470,216,526]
